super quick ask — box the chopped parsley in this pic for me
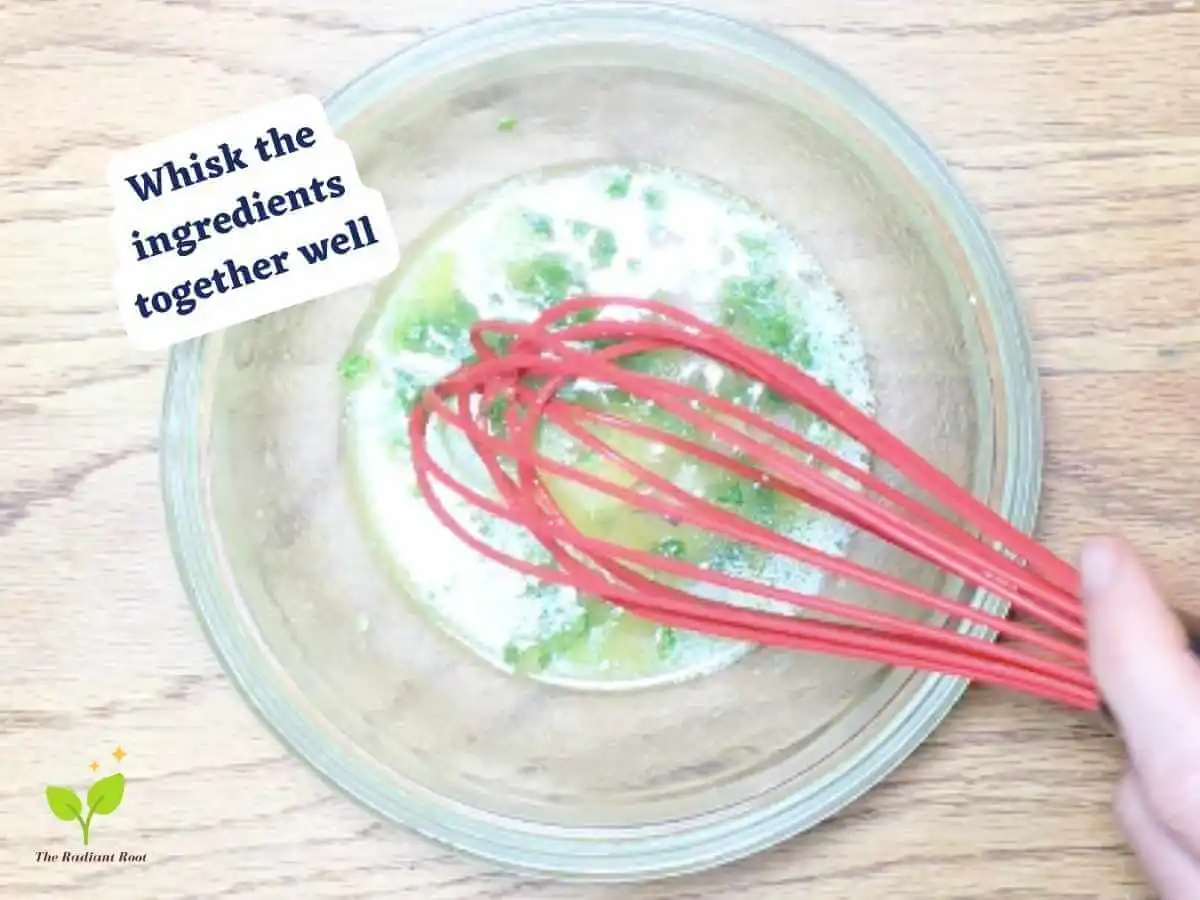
[484,396,509,434]
[656,627,678,659]
[503,602,593,674]
[793,334,815,369]
[605,170,633,199]
[642,187,666,210]
[560,307,601,326]
[506,252,586,306]
[391,290,479,353]
[387,370,426,446]
[718,275,797,356]
[481,330,516,354]
[498,116,518,132]
[744,481,782,528]
[656,537,687,559]
[711,472,782,529]
[394,370,423,411]
[503,642,552,673]
[522,211,554,239]
[715,479,744,507]
[338,352,372,383]
[589,228,618,269]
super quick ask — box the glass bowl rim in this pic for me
[160,0,1044,881]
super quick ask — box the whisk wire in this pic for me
[409,296,1098,710]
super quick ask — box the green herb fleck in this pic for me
[338,352,373,383]
[715,479,744,507]
[498,116,518,132]
[656,626,678,659]
[503,642,552,673]
[482,330,516,355]
[717,232,812,360]
[657,537,687,559]
[605,169,633,199]
[760,386,789,410]
[718,275,798,355]
[794,334,814,369]
[523,211,554,239]
[561,307,601,326]
[484,397,509,434]
[504,601,596,675]
[758,316,793,355]
[626,258,643,272]
[589,228,618,269]
[394,370,423,412]
[392,291,479,352]
[721,274,778,310]
[642,187,666,211]
[506,253,586,306]
[569,220,594,240]
[744,482,782,528]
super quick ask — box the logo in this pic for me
[44,747,127,847]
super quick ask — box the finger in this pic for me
[1115,770,1200,900]
[1081,537,1200,719]
[1081,537,1200,854]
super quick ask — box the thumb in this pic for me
[1081,537,1200,737]
[1081,537,1200,848]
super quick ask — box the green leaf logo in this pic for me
[45,786,82,822]
[46,767,127,845]
[87,773,124,816]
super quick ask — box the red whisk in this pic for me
[408,296,1196,713]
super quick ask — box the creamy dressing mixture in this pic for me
[339,163,875,689]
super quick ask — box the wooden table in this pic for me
[2,0,1198,896]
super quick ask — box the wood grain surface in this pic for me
[2,0,1198,896]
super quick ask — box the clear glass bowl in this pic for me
[161,1,1042,881]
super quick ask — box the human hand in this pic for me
[1081,537,1200,899]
